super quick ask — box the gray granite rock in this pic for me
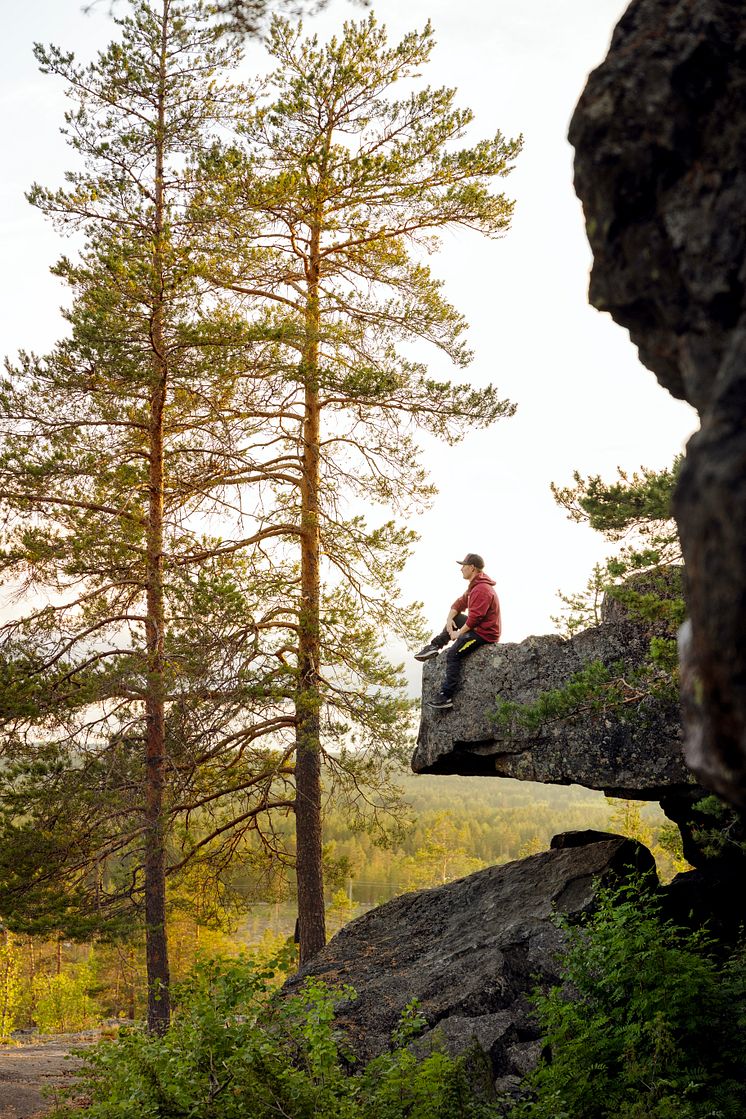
[283,835,655,1075]
[410,1011,515,1063]
[493,1074,524,1102]
[505,1039,544,1078]
[569,0,746,806]
[412,621,691,799]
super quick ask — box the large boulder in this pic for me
[568,0,746,806]
[412,620,691,800]
[284,834,655,1079]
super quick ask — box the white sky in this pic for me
[0,0,697,688]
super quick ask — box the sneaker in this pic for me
[427,694,454,710]
[414,644,440,662]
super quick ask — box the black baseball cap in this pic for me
[456,553,484,569]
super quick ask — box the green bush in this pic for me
[0,932,20,1038]
[57,948,499,1118]
[512,880,746,1119]
[34,964,99,1033]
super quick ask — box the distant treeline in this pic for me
[320,773,683,904]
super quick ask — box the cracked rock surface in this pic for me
[569,0,746,805]
[284,835,655,1078]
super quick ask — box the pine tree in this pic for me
[195,14,521,960]
[495,462,684,735]
[551,460,683,638]
[0,0,292,1032]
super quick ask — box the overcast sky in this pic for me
[0,0,697,685]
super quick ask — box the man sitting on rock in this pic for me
[415,553,501,710]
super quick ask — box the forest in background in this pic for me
[0,770,686,1035]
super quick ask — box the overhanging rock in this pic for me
[412,619,693,800]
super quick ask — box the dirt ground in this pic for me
[0,1036,97,1119]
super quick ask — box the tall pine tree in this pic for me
[196,15,521,960]
[0,0,291,1031]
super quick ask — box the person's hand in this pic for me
[447,622,458,639]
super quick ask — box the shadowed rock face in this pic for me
[568,0,746,805]
[284,835,655,1078]
[412,621,691,800]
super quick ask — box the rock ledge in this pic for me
[413,621,691,799]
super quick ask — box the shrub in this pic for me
[56,947,499,1118]
[34,964,99,1033]
[512,879,746,1119]
[0,931,20,1038]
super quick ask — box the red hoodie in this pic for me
[451,572,501,643]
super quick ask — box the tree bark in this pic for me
[143,0,171,1035]
[295,218,326,963]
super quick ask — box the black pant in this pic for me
[431,614,488,698]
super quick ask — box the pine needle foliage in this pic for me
[0,0,296,1030]
[191,13,521,959]
[2,1,521,995]
[551,460,683,638]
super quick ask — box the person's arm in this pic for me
[445,607,461,638]
[447,593,468,638]
[464,583,490,632]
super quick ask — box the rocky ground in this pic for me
[0,1034,97,1119]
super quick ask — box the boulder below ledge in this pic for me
[284,834,655,1080]
[413,620,692,800]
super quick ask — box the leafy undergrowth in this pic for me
[50,946,498,1119]
[50,882,746,1119]
[514,880,746,1119]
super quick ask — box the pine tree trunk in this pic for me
[144,376,169,1032]
[143,0,171,1035]
[295,226,326,964]
[127,946,137,1021]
